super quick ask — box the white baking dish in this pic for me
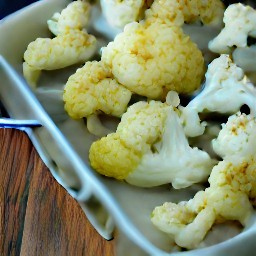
[1,1,256,255]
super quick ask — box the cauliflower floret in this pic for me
[47,0,91,36]
[89,133,142,179]
[151,113,256,249]
[181,54,256,137]
[152,186,252,249]
[23,1,97,87]
[89,93,215,188]
[100,0,152,29]
[209,3,256,53]
[23,30,97,87]
[90,100,169,180]
[144,0,224,65]
[99,0,224,29]
[116,100,168,153]
[126,108,215,188]
[209,160,256,205]
[211,112,256,201]
[212,112,256,160]
[24,30,96,71]
[187,54,256,114]
[145,0,224,26]
[63,61,132,119]
[208,3,256,82]
[101,21,204,99]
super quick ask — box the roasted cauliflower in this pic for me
[181,54,256,137]
[100,0,152,29]
[101,21,204,99]
[89,92,215,188]
[23,0,97,87]
[209,3,256,54]
[47,0,91,35]
[63,61,132,119]
[151,112,256,249]
[145,0,224,26]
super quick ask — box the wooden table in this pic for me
[0,129,115,256]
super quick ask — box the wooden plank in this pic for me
[0,129,115,256]
[0,129,34,256]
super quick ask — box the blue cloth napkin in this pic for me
[0,0,39,19]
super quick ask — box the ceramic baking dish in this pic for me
[1,1,256,255]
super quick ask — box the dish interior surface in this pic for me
[1,1,256,255]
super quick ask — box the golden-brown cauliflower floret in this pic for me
[63,61,132,119]
[47,0,91,35]
[89,133,142,179]
[101,21,204,99]
[89,100,169,179]
[145,0,224,26]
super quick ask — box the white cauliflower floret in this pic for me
[208,3,256,82]
[209,3,256,53]
[47,0,91,36]
[212,112,256,161]
[151,113,256,249]
[181,54,256,137]
[187,54,256,114]
[145,0,224,27]
[100,0,151,29]
[63,61,132,118]
[126,108,215,188]
[89,93,215,188]
[101,21,204,99]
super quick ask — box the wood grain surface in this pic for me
[0,129,115,256]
